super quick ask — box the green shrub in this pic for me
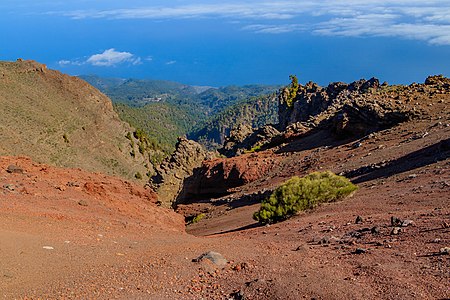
[191,213,206,224]
[253,171,357,224]
[286,74,299,109]
[134,172,143,180]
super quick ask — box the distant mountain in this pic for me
[79,75,198,106]
[0,60,159,180]
[79,75,281,151]
[189,94,279,149]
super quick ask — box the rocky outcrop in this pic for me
[150,137,209,207]
[277,77,433,137]
[220,124,281,157]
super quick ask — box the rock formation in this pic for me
[277,77,424,137]
[150,137,209,207]
[220,124,281,157]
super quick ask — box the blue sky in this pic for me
[1,1,449,86]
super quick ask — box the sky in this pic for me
[1,1,449,86]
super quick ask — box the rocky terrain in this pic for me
[0,60,154,181]
[0,70,449,299]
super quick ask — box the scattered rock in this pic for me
[391,216,403,226]
[294,244,309,252]
[401,219,414,227]
[193,251,228,268]
[42,246,54,250]
[230,290,245,300]
[355,215,364,224]
[439,247,450,255]
[78,200,88,207]
[6,165,24,174]
[3,184,16,192]
[353,248,367,254]
[371,226,380,234]
[391,227,402,235]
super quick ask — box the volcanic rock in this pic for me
[150,137,208,207]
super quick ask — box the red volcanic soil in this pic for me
[2,127,449,299]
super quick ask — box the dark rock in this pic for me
[371,226,380,234]
[230,290,245,300]
[6,165,24,174]
[391,216,403,226]
[355,215,364,224]
[353,248,367,254]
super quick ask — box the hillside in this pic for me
[189,94,278,149]
[0,60,155,180]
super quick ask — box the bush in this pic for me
[253,171,358,224]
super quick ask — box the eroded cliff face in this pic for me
[150,137,209,207]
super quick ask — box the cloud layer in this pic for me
[53,1,450,45]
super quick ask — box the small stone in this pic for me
[230,290,245,300]
[401,220,414,227]
[355,216,364,224]
[440,247,450,255]
[294,244,309,252]
[319,237,330,245]
[3,184,15,192]
[391,216,403,226]
[371,226,380,234]
[391,227,402,235]
[353,248,367,254]
[78,200,88,206]
[352,142,362,149]
[6,165,24,174]
[42,246,54,250]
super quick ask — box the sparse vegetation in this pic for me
[134,172,143,180]
[63,133,70,144]
[253,171,358,224]
[286,75,299,109]
[186,213,206,224]
[244,144,262,154]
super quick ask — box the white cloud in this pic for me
[51,1,450,45]
[166,60,177,65]
[86,48,141,66]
